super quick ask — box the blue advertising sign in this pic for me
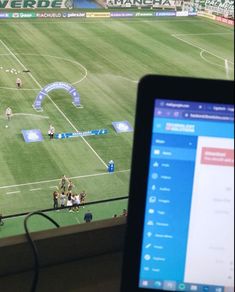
[0,13,9,18]
[155,11,176,16]
[54,129,108,139]
[33,82,81,111]
[188,12,197,16]
[112,121,133,133]
[22,129,44,143]
[110,12,134,17]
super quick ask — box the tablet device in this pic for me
[121,75,234,292]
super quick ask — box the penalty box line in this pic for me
[0,169,130,190]
[0,39,108,168]
[171,34,234,65]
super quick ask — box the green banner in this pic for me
[135,12,154,16]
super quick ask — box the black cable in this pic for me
[24,211,60,292]
[4,195,129,220]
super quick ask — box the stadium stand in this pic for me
[73,0,101,8]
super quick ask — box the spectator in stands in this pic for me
[84,210,93,223]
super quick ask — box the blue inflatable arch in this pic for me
[33,82,80,111]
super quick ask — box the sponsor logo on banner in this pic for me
[188,11,197,16]
[112,121,133,133]
[110,12,134,17]
[176,11,189,16]
[215,16,234,25]
[0,12,9,18]
[33,82,80,111]
[0,0,66,9]
[12,12,19,17]
[22,129,44,143]
[36,12,61,17]
[10,12,36,18]
[135,12,154,16]
[155,11,176,16]
[86,12,110,18]
[55,129,108,139]
[67,12,86,17]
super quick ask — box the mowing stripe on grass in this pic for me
[12,113,49,119]
[6,191,21,195]
[0,169,130,190]
[1,19,207,25]
[0,39,108,168]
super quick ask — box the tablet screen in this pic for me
[139,99,234,291]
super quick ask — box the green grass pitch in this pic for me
[0,16,234,238]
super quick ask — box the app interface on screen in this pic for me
[139,100,234,292]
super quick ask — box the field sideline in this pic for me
[0,16,234,237]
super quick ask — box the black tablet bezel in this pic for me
[121,75,234,292]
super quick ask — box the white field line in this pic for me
[6,191,21,195]
[0,169,130,190]
[225,59,230,80]
[0,52,88,88]
[30,188,42,192]
[173,32,233,36]
[199,50,225,69]
[17,53,88,86]
[75,217,80,224]
[0,39,107,168]
[172,34,234,65]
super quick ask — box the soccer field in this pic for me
[0,16,234,237]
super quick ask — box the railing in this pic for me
[0,196,128,238]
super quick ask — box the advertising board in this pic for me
[86,12,110,17]
[110,12,134,17]
[215,16,234,25]
[176,11,189,16]
[155,11,176,16]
